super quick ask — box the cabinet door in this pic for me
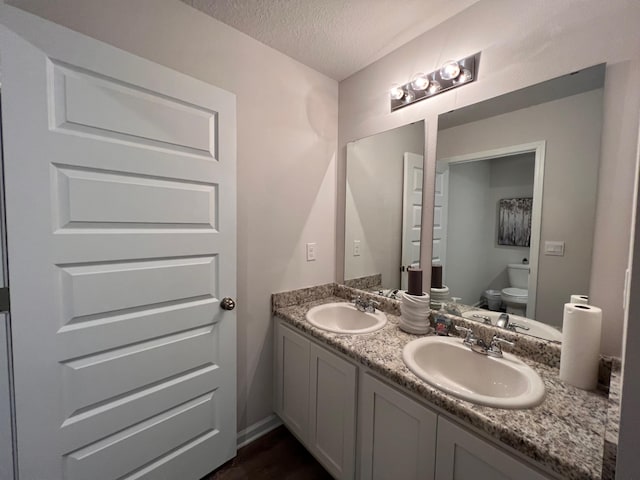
[435,417,551,480]
[309,343,357,480]
[274,322,310,441]
[359,373,437,480]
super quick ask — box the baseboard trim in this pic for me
[237,414,283,449]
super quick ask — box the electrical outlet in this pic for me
[306,243,317,262]
[353,240,361,256]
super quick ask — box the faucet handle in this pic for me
[488,335,514,357]
[365,300,380,313]
[508,322,530,332]
[455,325,474,344]
[491,335,514,346]
[472,313,492,325]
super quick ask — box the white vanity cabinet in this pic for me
[435,417,551,480]
[358,373,437,480]
[274,320,357,479]
[274,318,555,480]
[274,321,310,441]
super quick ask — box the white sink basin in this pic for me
[402,336,545,409]
[462,310,563,342]
[306,302,387,334]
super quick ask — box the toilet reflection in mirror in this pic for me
[434,64,605,336]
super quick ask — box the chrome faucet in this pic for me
[496,313,510,328]
[455,325,489,354]
[496,313,530,332]
[352,296,380,313]
[455,326,514,357]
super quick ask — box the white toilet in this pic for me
[501,263,529,316]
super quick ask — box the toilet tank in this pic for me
[507,264,530,289]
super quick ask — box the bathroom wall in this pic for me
[3,0,339,433]
[618,116,640,476]
[344,121,423,288]
[446,155,534,308]
[338,0,640,356]
[438,90,601,325]
[485,156,535,292]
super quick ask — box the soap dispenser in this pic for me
[445,297,462,316]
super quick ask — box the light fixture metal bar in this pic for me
[390,52,480,112]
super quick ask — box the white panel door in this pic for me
[0,6,236,480]
[432,161,449,281]
[401,152,424,290]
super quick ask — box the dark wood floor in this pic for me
[202,426,333,480]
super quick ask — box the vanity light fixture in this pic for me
[390,53,480,112]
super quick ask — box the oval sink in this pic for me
[306,302,387,334]
[402,336,545,409]
[462,310,562,342]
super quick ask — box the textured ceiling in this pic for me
[180,0,480,81]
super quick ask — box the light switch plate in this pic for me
[353,240,361,256]
[306,242,317,261]
[544,240,565,256]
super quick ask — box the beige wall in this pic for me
[437,89,603,326]
[344,122,423,288]
[4,0,339,432]
[338,0,640,357]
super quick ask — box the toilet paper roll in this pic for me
[559,303,602,390]
[570,294,589,305]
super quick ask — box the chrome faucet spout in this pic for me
[496,313,510,329]
[351,296,380,313]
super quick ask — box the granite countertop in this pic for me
[273,285,610,480]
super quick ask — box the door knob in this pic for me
[220,297,236,311]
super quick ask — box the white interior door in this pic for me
[0,6,237,480]
[432,160,449,283]
[401,152,424,290]
[0,93,16,480]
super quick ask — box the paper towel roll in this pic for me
[559,303,602,390]
[570,294,589,304]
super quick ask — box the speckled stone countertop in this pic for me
[601,361,621,480]
[273,284,610,480]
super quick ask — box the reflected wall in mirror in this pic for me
[434,64,605,336]
[344,121,425,293]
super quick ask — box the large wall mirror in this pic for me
[344,121,425,293]
[434,64,605,339]
[341,65,606,343]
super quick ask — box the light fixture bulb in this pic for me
[404,89,415,103]
[427,80,442,94]
[410,73,429,91]
[440,60,461,81]
[454,68,473,84]
[389,83,404,100]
